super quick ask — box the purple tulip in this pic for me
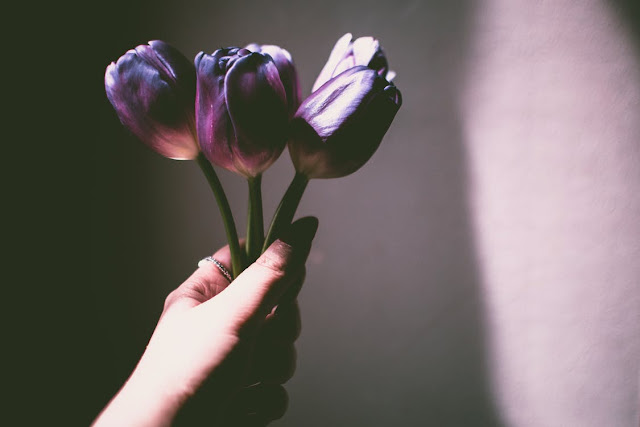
[289,66,402,179]
[244,43,301,117]
[105,40,198,160]
[312,33,395,93]
[195,48,289,178]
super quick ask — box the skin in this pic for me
[93,217,318,426]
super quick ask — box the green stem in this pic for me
[263,172,309,252]
[196,153,243,278]
[246,175,264,264]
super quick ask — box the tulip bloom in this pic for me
[195,48,289,178]
[312,33,395,92]
[264,35,401,249]
[245,43,301,117]
[105,40,198,160]
[289,66,401,179]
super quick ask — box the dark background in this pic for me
[18,0,638,425]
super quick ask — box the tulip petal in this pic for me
[224,53,288,176]
[195,51,236,171]
[253,45,301,116]
[386,70,396,82]
[312,33,394,92]
[244,43,261,52]
[105,45,198,160]
[290,67,401,178]
[147,40,197,92]
[298,66,378,140]
[363,44,390,79]
[312,33,353,92]
[351,37,378,66]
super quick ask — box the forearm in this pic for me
[93,365,185,427]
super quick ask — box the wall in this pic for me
[87,0,640,425]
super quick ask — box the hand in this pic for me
[93,217,319,426]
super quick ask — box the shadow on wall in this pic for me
[610,0,640,54]
[336,1,506,425]
[86,0,506,426]
[250,1,506,425]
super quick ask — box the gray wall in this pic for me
[89,0,640,425]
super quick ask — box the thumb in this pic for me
[204,216,318,336]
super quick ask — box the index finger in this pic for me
[204,217,318,336]
[163,241,244,315]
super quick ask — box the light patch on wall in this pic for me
[461,0,640,426]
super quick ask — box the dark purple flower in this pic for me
[289,66,402,179]
[312,33,395,92]
[195,48,289,178]
[105,40,198,160]
[245,43,301,117]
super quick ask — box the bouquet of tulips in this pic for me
[105,34,402,278]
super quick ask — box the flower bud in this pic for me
[105,40,198,160]
[245,43,301,117]
[312,33,395,92]
[289,66,402,179]
[195,48,289,178]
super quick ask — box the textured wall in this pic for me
[462,1,640,425]
[88,0,640,425]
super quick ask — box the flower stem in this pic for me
[263,172,309,252]
[246,175,264,264]
[196,153,243,278]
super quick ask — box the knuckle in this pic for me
[163,275,218,311]
[258,346,297,385]
[163,289,180,310]
[256,244,291,276]
[275,346,297,384]
[184,276,215,300]
[262,312,301,343]
[267,385,289,420]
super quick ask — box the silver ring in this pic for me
[198,256,233,282]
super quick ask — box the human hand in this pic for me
[94,216,318,426]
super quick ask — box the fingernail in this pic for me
[278,216,319,262]
[279,216,318,246]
